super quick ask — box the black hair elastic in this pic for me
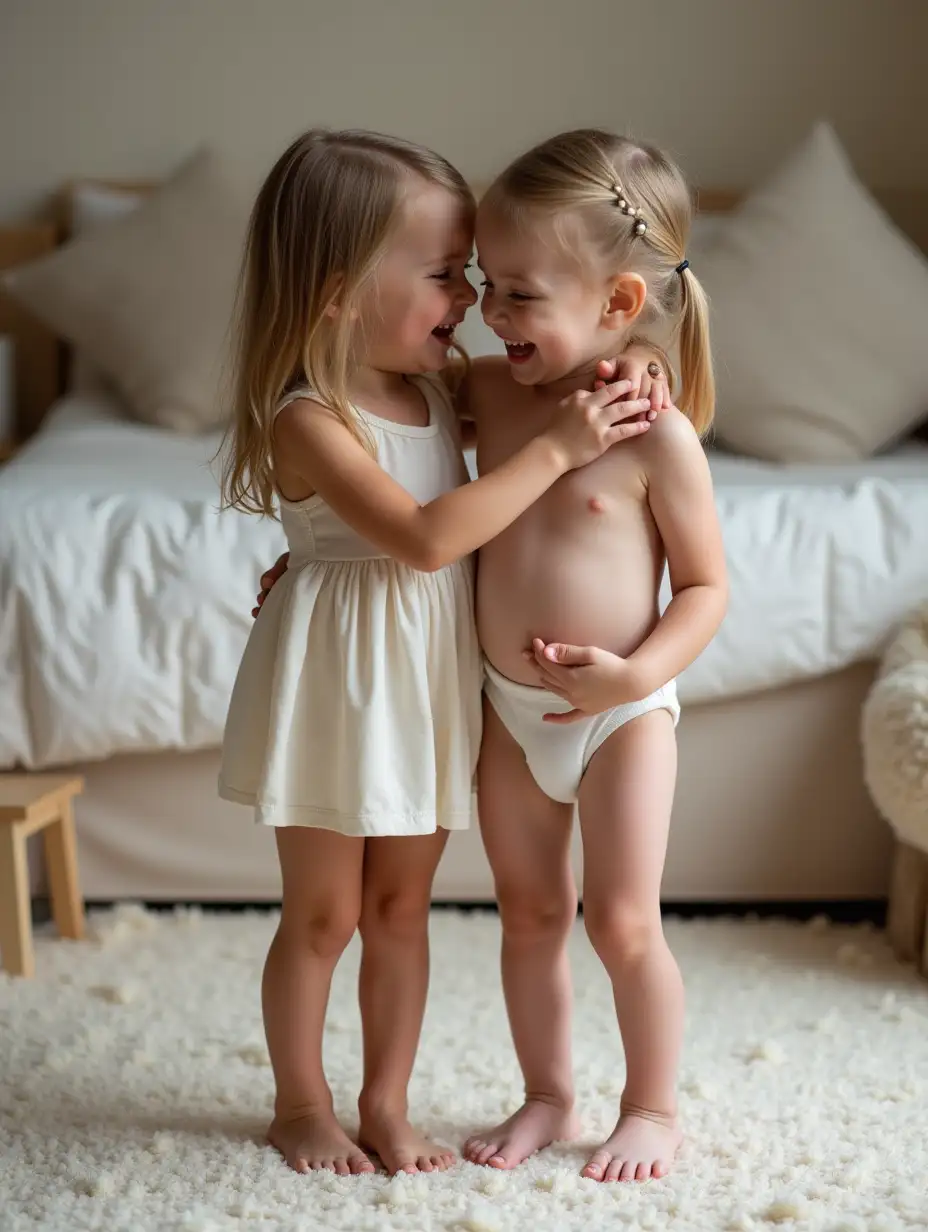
[675,259,690,275]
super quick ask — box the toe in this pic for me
[349,1152,374,1175]
[334,1158,350,1177]
[321,1157,336,1173]
[635,1162,649,1182]
[293,1155,310,1174]
[618,1159,637,1183]
[416,1156,434,1173]
[390,1150,419,1175]
[463,1138,484,1162]
[582,1150,610,1181]
[475,1143,499,1167]
[488,1146,521,1170]
[606,1157,626,1183]
[652,1159,668,1179]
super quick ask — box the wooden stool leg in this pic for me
[0,823,35,977]
[887,839,928,966]
[44,801,85,942]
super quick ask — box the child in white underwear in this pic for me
[482,665,679,804]
[460,129,727,1183]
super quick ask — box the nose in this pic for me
[458,274,478,309]
[481,293,505,330]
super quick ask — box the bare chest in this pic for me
[476,401,647,531]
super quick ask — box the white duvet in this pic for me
[2,394,928,769]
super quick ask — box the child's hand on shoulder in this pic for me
[595,346,672,417]
[544,379,656,471]
[523,638,654,720]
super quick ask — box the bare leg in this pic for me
[263,827,373,1176]
[578,709,683,1183]
[463,697,579,1169]
[356,830,454,1175]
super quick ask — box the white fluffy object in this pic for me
[2,909,927,1231]
[861,603,928,851]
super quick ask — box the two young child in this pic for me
[220,126,726,1183]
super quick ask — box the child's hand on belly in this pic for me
[524,638,652,721]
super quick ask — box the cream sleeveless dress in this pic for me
[219,375,482,835]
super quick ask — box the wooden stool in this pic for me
[0,774,85,977]
[886,839,928,976]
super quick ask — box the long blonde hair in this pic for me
[483,129,714,436]
[221,129,475,516]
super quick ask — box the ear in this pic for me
[323,273,346,319]
[602,272,647,331]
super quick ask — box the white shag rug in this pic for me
[2,908,927,1232]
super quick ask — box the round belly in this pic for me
[477,538,660,686]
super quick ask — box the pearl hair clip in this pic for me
[612,183,648,237]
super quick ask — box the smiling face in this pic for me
[361,176,477,375]
[476,202,645,387]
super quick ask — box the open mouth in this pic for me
[431,324,456,343]
[503,340,536,364]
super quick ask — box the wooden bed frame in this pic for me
[2,181,926,446]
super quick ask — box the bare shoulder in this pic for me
[273,394,344,444]
[635,407,707,476]
[272,396,360,494]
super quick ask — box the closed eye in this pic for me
[481,280,533,302]
[432,261,472,281]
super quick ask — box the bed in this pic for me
[1,164,926,904]
[2,390,926,899]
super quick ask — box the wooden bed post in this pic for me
[886,839,928,973]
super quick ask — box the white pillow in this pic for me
[4,150,247,434]
[698,122,928,463]
[69,184,145,393]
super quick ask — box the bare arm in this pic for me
[625,409,728,688]
[274,384,652,574]
[454,343,672,424]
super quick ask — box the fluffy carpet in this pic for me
[2,907,927,1232]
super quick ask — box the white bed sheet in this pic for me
[0,395,285,769]
[680,439,928,702]
[2,393,927,769]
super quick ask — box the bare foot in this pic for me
[463,1099,579,1169]
[582,1114,682,1183]
[268,1112,374,1176]
[358,1108,455,1175]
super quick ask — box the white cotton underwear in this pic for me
[484,660,680,804]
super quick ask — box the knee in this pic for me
[583,902,661,966]
[280,902,359,960]
[358,887,432,943]
[497,881,576,944]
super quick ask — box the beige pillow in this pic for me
[699,122,928,463]
[68,182,146,394]
[3,150,246,433]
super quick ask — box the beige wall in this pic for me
[1,0,925,223]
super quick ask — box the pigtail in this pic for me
[675,265,715,438]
